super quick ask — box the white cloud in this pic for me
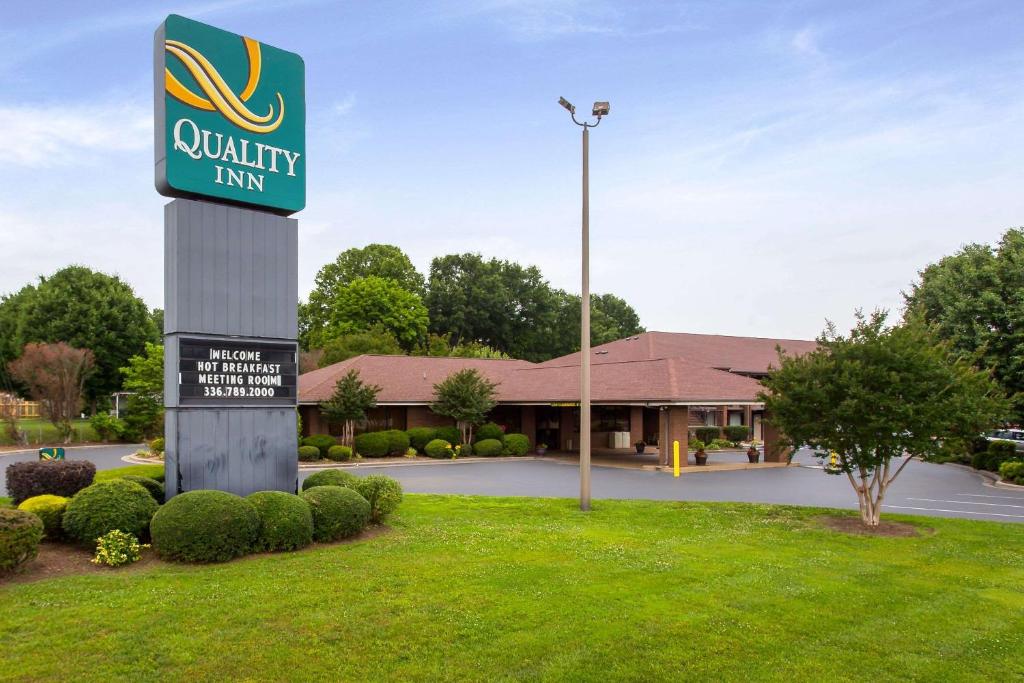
[332,93,357,116]
[0,101,150,167]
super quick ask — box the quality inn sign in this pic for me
[155,15,305,214]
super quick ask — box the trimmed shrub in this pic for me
[434,425,461,445]
[724,425,749,443]
[301,434,337,458]
[354,431,390,458]
[695,427,721,445]
[384,430,411,456]
[707,438,735,450]
[62,479,158,547]
[327,444,353,461]
[302,468,358,491]
[973,440,1019,472]
[424,438,452,458]
[406,427,437,453]
[300,486,370,541]
[504,433,530,456]
[149,437,165,455]
[998,460,1024,485]
[0,508,44,574]
[5,460,97,505]
[474,422,505,443]
[92,530,146,567]
[474,438,504,457]
[151,490,258,562]
[17,495,69,538]
[89,413,125,442]
[246,491,314,552]
[351,475,403,523]
[122,475,164,503]
[298,445,321,461]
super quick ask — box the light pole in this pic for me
[559,97,609,512]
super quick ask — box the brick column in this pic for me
[719,406,728,428]
[629,406,644,450]
[659,406,690,466]
[520,406,537,445]
[762,412,792,463]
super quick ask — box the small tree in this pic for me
[319,369,380,447]
[119,342,164,441]
[760,311,1009,527]
[431,368,498,444]
[8,342,95,443]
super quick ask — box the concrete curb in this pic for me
[0,443,146,458]
[299,456,542,470]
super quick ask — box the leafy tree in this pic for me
[319,369,380,446]
[415,333,511,359]
[904,228,1024,419]
[431,368,498,444]
[319,325,404,367]
[119,342,164,442]
[302,276,428,351]
[8,342,95,443]
[548,290,646,351]
[151,308,164,335]
[6,266,157,408]
[760,311,1008,527]
[0,284,35,396]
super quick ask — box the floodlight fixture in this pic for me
[558,96,576,114]
[592,101,610,117]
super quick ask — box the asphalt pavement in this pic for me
[2,445,1021,523]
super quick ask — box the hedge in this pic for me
[62,479,158,547]
[724,425,749,443]
[300,486,370,541]
[5,460,96,505]
[434,425,461,445]
[424,438,452,458]
[151,490,259,562]
[474,438,504,457]
[474,422,504,443]
[973,440,1020,472]
[406,427,437,453]
[327,445,353,461]
[121,475,164,503]
[246,491,314,552]
[998,460,1024,485]
[17,495,69,539]
[298,445,321,461]
[354,431,390,458]
[302,468,358,491]
[301,434,337,458]
[504,433,530,456]
[0,508,43,574]
[351,475,403,523]
[694,427,721,445]
[384,430,411,456]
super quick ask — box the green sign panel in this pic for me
[155,15,305,214]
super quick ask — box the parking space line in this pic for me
[885,505,1024,519]
[956,493,1024,500]
[906,497,1024,509]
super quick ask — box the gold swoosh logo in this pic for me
[165,36,285,134]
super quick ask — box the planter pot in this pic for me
[747,450,760,464]
[635,444,646,454]
[536,448,547,456]
[694,452,708,466]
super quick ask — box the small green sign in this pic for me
[39,447,65,461]
[155,15,306,214]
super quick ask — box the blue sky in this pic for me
[1,0,1022,340]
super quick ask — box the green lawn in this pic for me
[1,496,1022,681]
[0,419,100,446]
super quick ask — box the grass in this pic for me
[93,464,165,482]
[0,496,10,508]
[1,496,1023,681]
[0,419,100,447]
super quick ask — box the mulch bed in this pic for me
[818,515,928,537]
[1,526,392,586]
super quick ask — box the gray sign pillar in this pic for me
[164,198,299,499]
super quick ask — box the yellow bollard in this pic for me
[673,440,680,477]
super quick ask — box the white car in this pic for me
[988,429,1024,453]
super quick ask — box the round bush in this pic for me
[301,434,337,458]
[149,437,165,455]
[300,486,370,541]
[246,491,314,552]
[63,480,158,547]
[998,460,1024,484]
[406,427,437,453]
[384,430,410,456]
[17,495,69,538]
[327,444,353,461]
[354,431,390,458]
[724,425,749,443]
[0,508,43,574]
[424,438,452,458]
[121,475,164,503]
[302,468,358,491]
[474,422,504,443]
[352,475,403,523]
[298,445,321,461]
[434,425,462,445]
[151,490,258,562]
[504,433,530,456]
[474,438,504,457]
[5,460,97,505]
